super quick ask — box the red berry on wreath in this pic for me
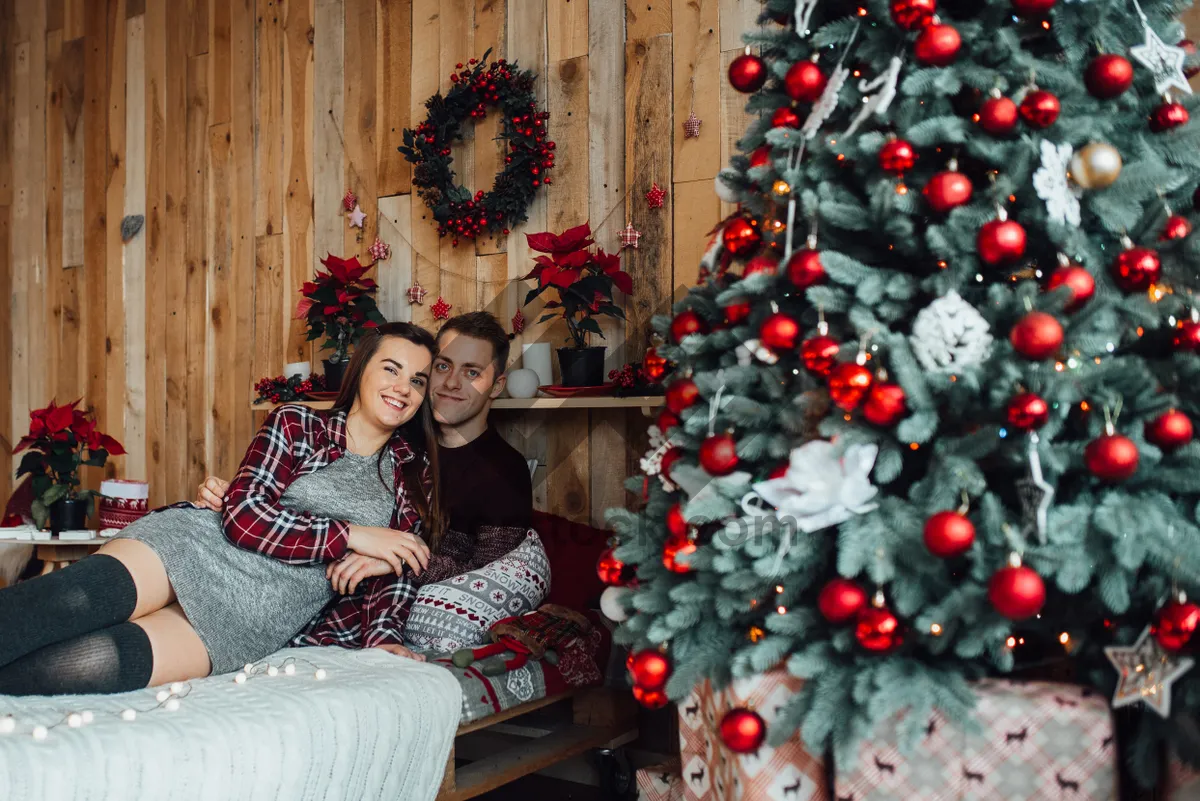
[784,59,827,103]
[914,23,961,67]
[700,432,739,476]
[720,708,767,754]
[1009,312,1063,360]
[1006,391,1050,431]
[785,248,825,289]
[671,309,708,343]
[1085,54,1134,99]
[1085,432,1140,482]
[1146,410,1193,451]
[819,578,867,623]
[665,378,700,414]
[924,511,975,558]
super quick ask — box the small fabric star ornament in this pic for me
[683,111,702,139]
[343,189,358,212]
[368,237,391,262]
[431,296,453,320]
[619,223,642,250]
[1105,625,1194,718]
[348,205,367,229]
[406,282,427,305]
[646,183,667,210]
[511,308,525,335]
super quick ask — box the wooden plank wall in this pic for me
[0,0,759,525]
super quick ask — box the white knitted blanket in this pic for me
[0,646,463,800]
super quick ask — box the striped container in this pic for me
[99,480,150,530]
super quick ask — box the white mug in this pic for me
[284,361,311,380]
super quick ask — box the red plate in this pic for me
[306,391,339,401]
[538,383,616,398]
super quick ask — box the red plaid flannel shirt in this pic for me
[221,404,430,648]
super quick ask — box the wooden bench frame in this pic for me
[435,686,638,800]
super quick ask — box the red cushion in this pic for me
[532,511,613,668]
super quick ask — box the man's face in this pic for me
[431,331,505,425]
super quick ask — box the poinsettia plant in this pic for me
[521,223,630,349]
[14,399,127,528]
[295,254,387,363]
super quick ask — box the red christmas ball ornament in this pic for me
[1175,321,1200,352]
[1182,39,1200,79]
[760,311,800,350]
[784,59,828,103]
[1155,599,1200,651]
[923,169,973,213]
[629,648,672,690]
[855,605,904,652]
[1150,102,1190,133]
[863,383,908,427]
[1161,215,1193,241]
[1009,311,1064,361]
[890,0,937,30]
[722,217,762,258]
[801,335,840,376]
[700,432,739,476]
[1085,433,1140,482]
[749,145,771,169]
[1111,245,1161,292]
[978,95,1019,136]
[661,446,683,479]
[1146,410,1194,451]
[665,378,700,414]
[728,52,768,93]
[663,535,697,573]
[1046,264,1095,311]
[597,548,630,586]
[1018,90,1061,128]
[720,708,767,754]
[785,249,825,289]
[819,579,868,623]
[977,218,1027,266]
[771,105,803,129]
[914,23,961,67]
[988,563,1046,620]
[666,503,690,539]
[1007,391,1050,431]
[632,684,670,709]
[744,253,781,277]
[657,408,680,432]
[723,298,753,325]
[1085,54,1134,99]
[1011,0,1056,14]
[671,309,709,343]
[878,138,917,175]
[923,511,976,558]
[768,462,789,480]
[828,362,874,411]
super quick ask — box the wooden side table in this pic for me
[0,536,110,574]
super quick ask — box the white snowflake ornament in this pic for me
[909,290,994,374]
[742,440,880,534]
[1033,140,1081,227]
[639,425,678,492]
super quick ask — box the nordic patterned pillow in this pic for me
[402,530,550,653]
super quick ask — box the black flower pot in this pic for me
[556,346,606,387]
[50,498,90,535]
[323,358,350,392]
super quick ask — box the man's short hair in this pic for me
[436,311,512,376]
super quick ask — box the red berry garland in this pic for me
[400,54,552,244]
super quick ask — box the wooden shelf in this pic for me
[251,396,664,412]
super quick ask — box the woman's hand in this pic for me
[195,476,230,511]
[347,526,430,576]
[375,644,426,662]
[327,553,394,595]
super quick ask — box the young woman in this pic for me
[0,322,443,696]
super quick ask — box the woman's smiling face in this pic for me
[355,336,433,429]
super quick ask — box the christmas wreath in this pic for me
[399,50,554,246]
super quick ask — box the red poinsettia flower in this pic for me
[594,248,632,295]
[88,431,127,455]
[323,304,343,316]
[320,254,370,284]
[525,249,591,288]
[294,297,315,319]
[301,281,319,296]
[525,222,594,256]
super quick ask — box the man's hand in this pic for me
[195,476,230,511]
[375,644,426,662]
[346,526,430,576]
[327,553,394,595]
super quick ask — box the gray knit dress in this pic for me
[115,449,395,674]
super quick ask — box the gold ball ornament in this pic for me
[1069,143,1122,190]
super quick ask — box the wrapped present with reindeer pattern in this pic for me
[675,671,1118,801]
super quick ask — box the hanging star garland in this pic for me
[1105,625,1194,718]
[646,182,668,210]
[619,223,642,250]
[348,205,367,229]
[511,308,525,335]
[683,111,702,139]
[431,296,453,320]
[368,237,391,262]
[406,283,427,305]
[343,189,358,212]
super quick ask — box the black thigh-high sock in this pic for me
[0,554,139,669]
[0,624,154,695]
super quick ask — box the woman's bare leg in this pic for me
[133,603,212,685]
[97,539,176,618]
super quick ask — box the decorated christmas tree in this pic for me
[603,0,1200,788]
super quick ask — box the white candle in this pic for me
[521,343,553,387]
[284,361,311,380]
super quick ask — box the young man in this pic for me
[196,311,533,583]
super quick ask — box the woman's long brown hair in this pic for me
[331,322,445,551]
